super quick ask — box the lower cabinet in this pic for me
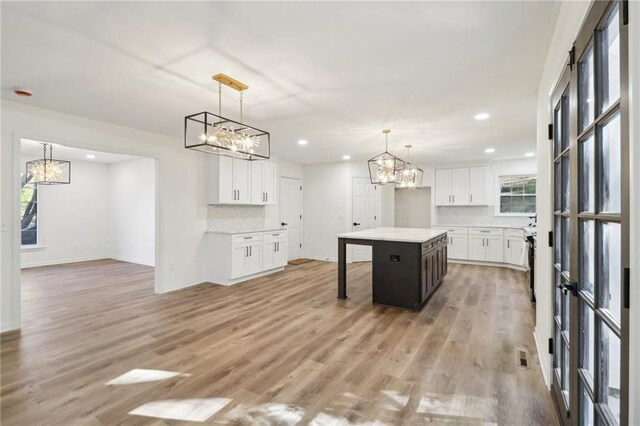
[504,228,525,266]
[468,229,504,262]
[206,229,288,285]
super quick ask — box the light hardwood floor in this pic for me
[1,259,557,425]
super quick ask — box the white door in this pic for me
[219,156,235,204]
[468,167,486,205]
[485,236,504,262]
[280,177,302,260]
[435,169,452,206]
[251,162,264,205]
[263,162,276,205]
[352,177,378,262]
[451,168,469,205]
[504,237,524,265]
[233,159,251,204]
[468,236,486,261]
[449,235,468,260]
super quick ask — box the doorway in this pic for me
[279,177,303,260]
[351,177,379,262]
[549,1,629,424]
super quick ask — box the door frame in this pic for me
[279,176,303,261]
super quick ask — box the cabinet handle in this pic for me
[470,194,473,203]
[482,238,484,247]
[487,238,489,247]
[508,240,510,249]
[266,193,268,202]
[245,247,249,257]
[452,195,455,203]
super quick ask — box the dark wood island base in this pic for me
[337,228,448,311]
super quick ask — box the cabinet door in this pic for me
[219,156,235,204]
[468,236,486,261]
[435,169,452,206]
[451,168,469,205]
[251,162,264,205]
[468,167,486,205]
[485,236,504,262]
[505,237,524,265]
[245,242,262,274]
[274,239,288,267]
[231,245,247,278]
[263,162,276,205]
[262,241,276,270]
[233,159,251,204]
[449,235,468,260]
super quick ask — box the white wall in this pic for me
[109,157,155,266]
[534,0,592,389]
[2,100,208,331]
[302,161,394,261]
[394,188,431,228]
[20,157,112,267]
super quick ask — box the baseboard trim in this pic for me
[20,255,110,269]
[447,258,527,271]
[533,328,551,389]
[109,256,155,267]
[206,267,286,286]
[1,322,18,334]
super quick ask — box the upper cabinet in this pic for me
[435,166,487,206]
[251,161,276,205]
[209,156,276,205]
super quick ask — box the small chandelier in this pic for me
[396,144,423,189]
[368,129,405,185]
[26,143,71,185]
[185,73,270,160]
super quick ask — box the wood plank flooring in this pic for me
[1,259,557,425]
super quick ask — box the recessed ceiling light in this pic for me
[298,139,308,146]
[474,113,490,121]
[485,148,495,153]
[525,152,535,157]
[342,155,351,160]
[86,154,96,159]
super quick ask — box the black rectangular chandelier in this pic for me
[26,143,71,185]
[185,74,270,160]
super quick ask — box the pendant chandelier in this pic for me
[396,144,423,188]
[368,129,405,185]
[184,73,270,160]
[26,143,71,185]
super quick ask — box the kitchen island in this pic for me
[337,227,448,311]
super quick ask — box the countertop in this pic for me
[434,224,537,236]
[337,227,447,243]
[206,227,287,235]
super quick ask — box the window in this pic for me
[498,175,536,215]
[21,173,39,246]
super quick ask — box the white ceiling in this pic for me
[2,2,558,164]
[21,138,140,164]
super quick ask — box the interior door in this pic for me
[352,177,378,262]
[279,177,302,260]
[549,3,629,424]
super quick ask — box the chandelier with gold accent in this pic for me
[26,143,71,185]
[396,144,423,188]
[368,129,405,185]
[185,73,270,160]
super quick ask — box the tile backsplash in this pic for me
[435,206,533,227]
[207,205,265,231]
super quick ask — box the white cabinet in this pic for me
[435,167,486,206]
[435,226,468,260]
[209,156,251,204]
[263,231,287,270]
[468,228,504,262]
[251,161,276,205]
[468,167,487,205]
[206,229,288,285]
[504,228,525,266]
[230,233,262,278]
[435,169,452,206]
[450,168,469,205]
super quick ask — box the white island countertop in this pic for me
[206,227,286,235]
[337,227,447,243]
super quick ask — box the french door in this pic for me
[550,1,629,425]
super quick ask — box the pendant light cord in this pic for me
[239,91,244,123]
[218,82,222,116]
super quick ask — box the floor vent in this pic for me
[518,350,528,368]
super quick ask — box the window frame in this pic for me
[495,173,537,217]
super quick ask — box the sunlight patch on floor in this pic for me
[129,398,231,422]
[310,412,390,425]
[105,368,190,385]
[416,392,497,423]
[221,403,304,425]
